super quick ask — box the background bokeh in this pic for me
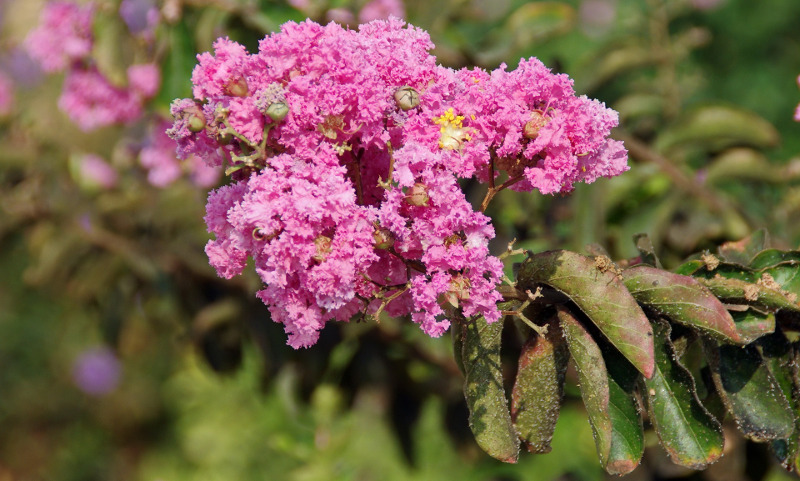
[2,0,800,479]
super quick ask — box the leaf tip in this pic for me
[606,459,640,475]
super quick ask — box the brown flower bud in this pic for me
[405,183,429,207]
[373,227,394,250]
[224,76,249,97]
[313,235,333,262]
[523,110,548,140]
[443,274,471,308]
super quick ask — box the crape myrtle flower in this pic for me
[170,17,627,348]
[140,120,220,188]
[58,64,160,131]
[25,2,161,130]
[25,1,94,73]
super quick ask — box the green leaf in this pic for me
[731,309,776,344]
[518,250,654,378]
[451,313,465,375]
[705,340,795,441]
[760,332,800,472]
[622,266,741,343]
[706,149,788,184]
[462,308,519,463]
[558,306,643,475]
[674,259,705,276]
[749,249,800,270]
[155,21,196,109]
[654,104,780,153]
[504,2,576,48]
[511,316,569,453]
[92,10,132,87]
[642,320,724,469]
[762,264,800,299]
[717,229,770,265]
[575,44,656,93]
[698,276,799,313]
[690,264,760,285]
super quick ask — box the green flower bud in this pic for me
[185,104,206,132]
[394,86,420,111]
[266,101,289,122]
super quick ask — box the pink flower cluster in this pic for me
[140,120,220,188]
[170,18,627,348]
[25,1,159,130]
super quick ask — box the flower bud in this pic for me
[224,76,249,97]
[373,227,394,250]
[184,104,206,132]
[266,101,289,122]
[443,275,471,308]
[394,86,420,111]
[523,110,548,140]
[313,235,332,262]
[405,183,429,207]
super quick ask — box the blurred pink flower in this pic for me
[119,0,159,35]
[288,0,311,11]
[128,63,161,98]
[579,0,616,36]
[359,0,405,23]
[0,71,13,115]
[72,347,121,396]
[326,8,355,26]
[77,153,118,189]
[25,1,94,73]
[141,120,220,188]
[58,65,160,131]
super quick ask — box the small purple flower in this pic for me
[72,347,121,396]
[119,0,159,34]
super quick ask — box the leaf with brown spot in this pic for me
[622,265,741,343]
[699,276,800,313]
[518,250,654,378]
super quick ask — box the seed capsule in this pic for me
[394,86,420,111]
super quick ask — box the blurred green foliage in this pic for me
[3,0,800,479]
